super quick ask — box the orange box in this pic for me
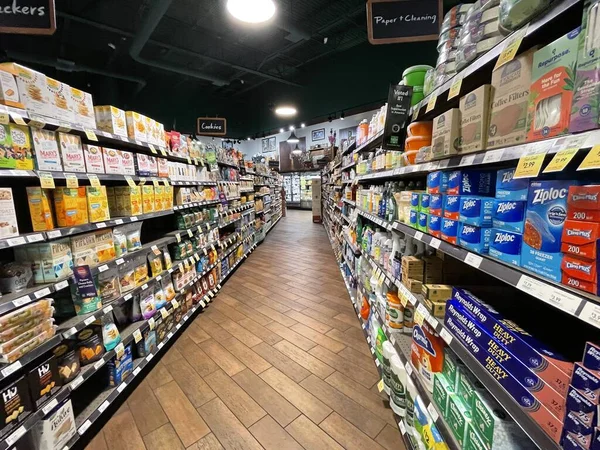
[561,254,598,284]
[562,272,598,295]
[567,185,600,222]
[561,220,600,260]
[53,187,88,227]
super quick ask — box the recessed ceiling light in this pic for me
[275,106,297,117]
[227,0,275,23]
[301,123,306,128]
[247,137,251,140]
[279,128,284,133]
[289,125,295,131]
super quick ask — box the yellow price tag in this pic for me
[133,329,142,343]
[172,299,180,309]
[513,146,549,179]
[152,177,159,187]
[377,379,385,393]
[162,178,170,187]
[115,343,125,359]
[148,317,155,330]
[57,122,71,133]
[187,156,192,164]
[448,76,463,100]
[87,174,101,188]
[578,145,600,171]
[149,144,157,154]
[125,176,136,188]
[9,112,26,125]
[138,177,147,186]
[39,172,55,189]
[159,148,167,156]
[65,173,79,188]
[494,25,529,71]
[0,108,8,125]
[543,148,579,173]
[160,308,169,319]
[193,158,198,165]
[84,129,98,142]
[400,293,408,307]
[425,94,437,113]
[28,119,46,129]
[414,309,425,327]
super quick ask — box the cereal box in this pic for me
[46,77,74,123]
[528,28,581,141]
[583,342,600,373]
[443,195,460,220]
[119,150,136,175]
[53,187,88,227]
[427,171,448,194]
[459,196,494,227]
[0,188,18,239]
[94,105,126,137]
[70,88,96,130]
[492,200,526,233]
[561,220,600,260]
[441,218,458,244]
[31,129,62,171]
[26,187,54,231]
[58,132,85,172]
[126,111,147,142]
[458,223,491,253]
[102,147,121,174]
[459,84,491,154]
[0,69,23,109]
[447,170,496,196]
[142,185,154,213]
[522,180,576,282]
[495,168,529,201]
[0,63,53,119]
[489,228,522,266]
[567,185,600,222]
[10,124,33,170]
[428,214,442,238]
[83,144,105,174]
[86,186,110,223]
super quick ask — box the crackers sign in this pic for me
[0,0,56,35]
[197,117,227,136]
[367,0,441,45]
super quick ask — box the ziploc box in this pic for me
[441,218,458,244]
[102,147,121,174]
[420,193,430,213]
[427,171,448,194]
[444,311,564,444]
[496,168,529,201]
[446,301,566,418]
[58,132,85,172]
[31,129,62,171]
[411,192,420,209]
[447,170,496,196]
[528,28,581,141]
[418,212,428,232]
[492,200,526,233]
[430,194,443,215]
[444,195,460,220]
[451,288,573,395]
[522,180,576,282]
[568,185,600,222]
[566,385,598,429]
[572,363,600,404]
[83,145,105,174]
[489,228,522,266]
[428,214,442,238]
[459,196,494,226]
[583,342,600,374]
[458,223,492,253]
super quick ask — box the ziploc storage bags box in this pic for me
[444,195,460,220]
[496,168,529,201]
[447,170,496,196]
[428,214,442,238]
[458,223,491,253]
[428,171,448,194]
[492,200,526,233]
[430,194,443,215]
[451,288,572,395]
[459,196,494,226]
[489,228,522,266]
[522,180,576,282]
[441,218,458,244]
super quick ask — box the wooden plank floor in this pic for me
[87,210,405,450]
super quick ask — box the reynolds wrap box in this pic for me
[563,434,590,450]
[489,228,522,266]
[572,363,600,404]
[522,180,576,282]
[496,168,529,201]
[444,195,460,220]
[566,385,598,429]
[459,196,494,227]
[583,342,600,374]
[427,171,448,194]
[441,218,458,244]
[447,170,496,196]
[430,194,443,215]
[594,428,600,450]
[563,411,595,449]
[568,186,600,222]
[458,223,492,253]
[451,288,573,395]
[428,214,442,238]
[493,200,526,233]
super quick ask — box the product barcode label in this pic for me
[115,219,124,225]
[141,283,149,291]
[160,308,168,319]
[482,149,504,164]
[7,237,25,247]
[399,420,406,435]
[42,398,58,416]
[1,361,21,378]
[116,258,125,265]
[71,376,84,389]
[429,238,441,249]
[78,420,92,436]
[124,294,133,301]
[98,400,110,413]
[157,342,164,350]
[26,234,44,243]
[460,154,475,166]
[414,231,424,241]
[35,287,51,298]
[47,230,62,239]
[578,302,600,330]
[94,359,105,370]
[115,343,125,359]
[167,332,173,340]
[148,318,155,330]
[146,353,154,362]
[96,222,107,229]
[405,362,413,377]
[440,328,453,344]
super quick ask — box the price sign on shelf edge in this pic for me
[494,24,529,71]
[543,147,579,173]
[578,144,600,171]
[513,144,549,179]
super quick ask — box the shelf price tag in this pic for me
[149,144,157,154]
[162,178,170,187]
[39,172,55,189]
[125,176,136,188]
[84,129,98,141]
[0,106,9,125]
[152,177,160,187]
[87,174,101,187]
[65,173,79,188]
[578,144,600,171]
[544,148,579,173]
[448,75,463,100]
[148,317,155,330]
[494,24,529,70]
[160,308,169,319]
[513,144,549,179]
[9,112,26,125]
[425,92,437,113]
[115,343,125,359]
[133,329,142,343]
[579,302,600,330]
[138,177,147,186]
[151,245,161,256]
[28,118,46,129]
[172,299,180,309]
[377,379,385,393]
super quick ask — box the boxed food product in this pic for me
[495,168,529,201]
[443,195,460,220]
[0,63,53,118]
[427,171,448,194]
[126,111,147,141]
[0,69,23,109]
[57,133,85,172]
[95,229,116,263]
[136,328,156,357]
[53,187,88,227]
[119,150,136,175]
[0,320,55,363]
[32,399,75,450]
[459,196,494,227]
[114,186,142,217]
[567,185,600,222]
[428,214,442,238]
[432,372,454,415]
[441,218,458,244]
[154,185,164,211]
[107,343,133,386]
[28,356,61,409]
[94,106,127,137]
[46,77,74,123]
[528,28,581,141]
[69,88,96,129]
[31,129,62,171]
[9,124,33,170]
[26,187,54,232]
[488,48,534,146]
[102,147,121,174]
[459,84,491,153]
[83,145,105,174]
[458,223,491,253]
[135,153,157,176]
[51,340,79,383]
[86,186,110,223]
[0,188,18,239]
[38,239,73,282]
[0,124,13,168]
[70,233,98,267]
[447,170,496,196]
[0,376,32,439]
[76,326,104,365]
[492,199,526,233]
[522,180,576,282]
[157,157,169,177]
[422,284,452,302]
[583,341,600,373]
[142,185,154,213]
[432,108,461,159]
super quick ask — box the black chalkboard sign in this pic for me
[367,0,441,45]
[0,0,56,35]
[197,117,227,136]
[383,84,412,150]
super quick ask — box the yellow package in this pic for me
[95,229,116,263]
[9,124,33,170]
[105,187,118,217]
[54,187,88,227]
[125,111,147,141]
[114,186,142,217]
[154,185,164,211]
[142,185,154,214]
[86,186,110,223]
[26,187,54,231]
[164,185,173,209]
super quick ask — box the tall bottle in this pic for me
[387,182,396,223]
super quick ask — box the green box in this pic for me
[442,348,461,388]
[432,373,454,417]
[464,423,487,450]
[447,395,472,446]
[0,123,14,169]
[457,367,482,407]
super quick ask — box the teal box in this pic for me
[418,212,428,231]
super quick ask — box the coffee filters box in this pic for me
[432,108,461,159]
[459,84,491,153]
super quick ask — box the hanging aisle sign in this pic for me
[0,0,56,35]
[197,117,227,136]
[366,0,442,45]
[383,84,412,149]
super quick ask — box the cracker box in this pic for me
[489,228,522,266]
[451,288,572,394]
[142,185,155,213]
[86,186,110,223]
[28,356,61,410]
[94,105,127,137]
[459,84,491,153]
[432,108,461,159]
[119,150,136,175]
[157,157,169,177]
[0,69,23,109]
[58,132,85,172]
[495,168,529,201]
[26,187,54,232]
[528,28,581,141]
[10,124,33,170]
[46,77,74,124]
[0,123,13,168]
[0,63,54,119]
[459,196,494,227]
[0,188,18,239]
[69,88,96,130]
[418,212,428,232]
[0,376,32,439]
[125,111,147,142]
[458,223,491,253]
[70,233,98,267]
[39,239,73,282]
[31,129,62,172]
[492,199,526,233]
[115,186,142,217]
[154,185,164,211]
[567,185,600,222]
[83,145,105,174]
[95,229,115,263]
[430,194,443,215]
[135,153,157,176]
[441,218,458,244]
[583,342,600,374]
[108,345,133,386]
[447,170,496,196]
[443,195,460,220]
[427,171,448,194]
[428,214,442,238]
[54,187,88,227]
[32,399,75,450]
[566,385,598,429]
[522,180,576,282]
[102,147,121,174]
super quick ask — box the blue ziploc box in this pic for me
[430,194,443,215]
[458,223,492,253]
[443,195,460,220]
[447,170,496,196]
[563,411,595,449]
[572,363,600,404]
[489,228,522,266]
[496,168,529,201]
[428,214,442,238]
[411,192,420,209]
[427,171,448,194]
[492,200,526,233]
[459,196,494,226]
[420,193,430,213]
[409,209,418,228]
[418,212,428,231]
[522,180,577,282]
[583,342,600,374]
[566,385,598,429]
[441,218,458,244]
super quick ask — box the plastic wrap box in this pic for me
[571,364,600,404]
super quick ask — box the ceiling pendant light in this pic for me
[275,105,297,117]
[227,0,276,23]
[292,144,302,155]
[287,130,299,144]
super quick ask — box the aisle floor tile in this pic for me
[248,415,304,450]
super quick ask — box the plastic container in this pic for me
[499,0,551,32]
[408,122,433,137]
[411,92,425,106]
[402,65,433,87]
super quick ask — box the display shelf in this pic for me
[265,215,282,235]
[170,180,217,186]
[356,209,394,232]
[342,141,357,155]
[226,196,241,202]
[220,244,258,281]
[0,280,68,318]
[353,130,383,154]
[342,198,356,207]
[221,203,254,215]
[167,222,218,244]
[216,160,240,169]
[0,334,62,382]
[343,234,361,255]
[173,200,220,211]
[341,214,351,223]
[342,253,355,277]
[341,161,356,171]
[0,232,46,250]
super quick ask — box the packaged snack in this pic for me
[108,344,133,387]
[52,341,80,383]
[139,291,156,320]
[162,247,172,270]
[86,186,110,223]
[26,187,54,232]
[114,186,142,217]
[28,356,62,409]
[69,87,96,129]
[154,284,166,309]
[0,311,52,343]
[53,187,88,227]
[76,325,104,365]
[0,319,54,356]
[123,223,142,251]
[119,150,136,175]
[102,147,121,174]
[0,69,23,109]
[112,227,128,257]
[83,144,105,174]
[0,63,53,118]
[133,254,148,286]
[142,185,155,213]
[163,279,176,301]
[97,268,121,304]
[32,399,76,450]
[0,188,18,239]
[31,129,62,171]
[9,124,33,170]
[70,276,102,315]
[118,259,135,293]
[0,124,12,169]
[95,229,116,263]
[126,111,147,141]
[136,328,156,357]
[0,327,55,363]
[0,376,32,439]
[101,314,121,351]
[58,133,85,172]
[0,299,52,330]
[46,77,74,123]
[148,253,163,278]
[0,262,32,293]
[94,106,127,137]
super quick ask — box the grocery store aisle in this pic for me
[86,210,404,450]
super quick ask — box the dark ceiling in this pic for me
[0,0,459,137]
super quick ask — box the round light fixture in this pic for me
[289,125,295,131]
[292,144,302,155]
[279,128,284,133]
[287,130,299,144]
[301,123,306,128]
[275,106,297,117]
[227,0,276,23]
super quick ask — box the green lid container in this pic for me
[411,91,424,106]
[402,65,434,87]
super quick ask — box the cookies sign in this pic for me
[0,0,56,35]
[197,117,227,137]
